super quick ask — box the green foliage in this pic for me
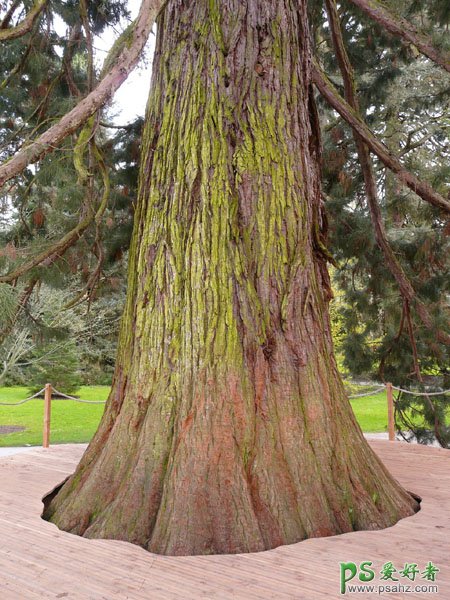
[0,0,135,388]
[0,283,18,327]
[0,280,122,388]
[27,339,82,395]
[0,0,448,448]
[312,0,450,446]
[329,278,349,375]
[0,0,139,293]
[395,381,450,447]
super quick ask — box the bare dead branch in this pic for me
[347,0,450,73]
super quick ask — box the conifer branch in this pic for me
[0,30,34,89]
[0,0,165,188]
[0,278,37,344]
[0,202,96,284]
[347,0,450,73]
[0,0,47,42]
[324,0,450,347]
[0,1,22,30]
[312,62,450,215]
[0,141,110,284]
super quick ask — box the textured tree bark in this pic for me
[43,0,419,556]
[0,0,47,42]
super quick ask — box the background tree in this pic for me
[311,0,449,446]
[0,0,140,386]
[0,281,122,390]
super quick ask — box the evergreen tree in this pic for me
[311,0,449,446]
[0,0,138,383]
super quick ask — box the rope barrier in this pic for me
[2,382,447,451]
[0,387,46,406]
[1,384,449,408]
[347,384,450,398]
[50,387,106,404]
[392,386,450,396]
[348,387,385,398]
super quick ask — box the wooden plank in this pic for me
[0,441,448,599]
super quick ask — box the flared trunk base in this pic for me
[43,0,420,556]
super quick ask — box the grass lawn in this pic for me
[0,386,393,447]
[0,386,109,447]
[349,393,392,433]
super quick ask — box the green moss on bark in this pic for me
[43,0,419,556]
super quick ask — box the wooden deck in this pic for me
[0,441,448,599]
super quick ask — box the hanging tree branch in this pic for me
[311,62,450,215]
[347,0,450,73]
[0,277,37,344]
[0,140,110,284]
[324,0,450,347]
[0,0,165,188]
[1,1,22,29]
[0,0,47,42]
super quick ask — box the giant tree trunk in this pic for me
[43,0,419,555]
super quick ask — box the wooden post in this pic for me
[386,382,395,442]
[43,383,52,449]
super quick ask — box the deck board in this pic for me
[0,441,448,599]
